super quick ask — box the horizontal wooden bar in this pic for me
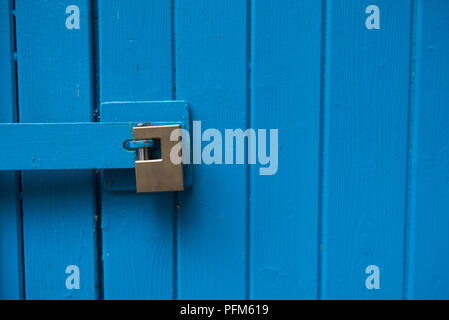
[0,121,180,170]
[0,101,190,172]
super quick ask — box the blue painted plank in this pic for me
[15,0,96,299]
[249,0,322,299]
[175,0,248,299]
[0,101,189,171]
[0,0,23,300]
[98,0,175,299]
[321,0,411,299]
[0,123,135,170]
[406,0,449,300]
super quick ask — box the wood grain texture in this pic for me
[98,0,175,299]
[406,0,449,299]
[175,0,248,299]
[0,0,23,300]
[15,0,96,299]
[249,0,322,299]
[321,0,411,299]
[0,101,189,172]
[4,0,449,300]
[0,123,135,170]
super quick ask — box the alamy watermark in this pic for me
[169,121,278,176]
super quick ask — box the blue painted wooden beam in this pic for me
[97,0,176,299]
[0,121,182,170]
[0,101,190,172]
[0,0,23,300]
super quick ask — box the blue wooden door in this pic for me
[1,0,448,300]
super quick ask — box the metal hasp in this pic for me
[133,124,184,193]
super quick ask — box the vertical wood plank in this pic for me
[97,0,174,299]
[175,0,248,298]
[322,0,411,299]
[0,0,23,300]
[249,0,322,299]
[15,0,96,299]
[406,0,449,299]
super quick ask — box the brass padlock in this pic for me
[133,124,184,193]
